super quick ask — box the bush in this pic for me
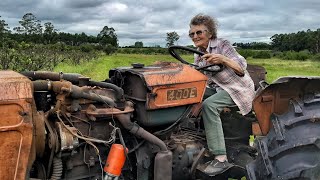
[238,49,255,59]
[311,53,320,61]
[94,44,104,51]
[252,51,272,59]
[80,44,94,53]
[103,44,117,55]
[275,50,311,61]
[0,41,101,71]
[3,39,19,49]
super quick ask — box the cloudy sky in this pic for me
[0,0,319,47]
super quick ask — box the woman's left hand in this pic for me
[202,53,226,65]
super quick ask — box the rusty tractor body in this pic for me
[0,71,35,180]
[1,47,320,180]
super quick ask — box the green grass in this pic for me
[247,57,320,83]
[54,54,320,82]
[54,54,193,81]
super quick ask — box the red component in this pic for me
[104,144,128,176]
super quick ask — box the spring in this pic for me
[50,157,63,180]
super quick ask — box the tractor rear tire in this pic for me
[246,95,320,180]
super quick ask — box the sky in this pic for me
[0,0,319,47]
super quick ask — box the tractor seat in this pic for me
[247,64,267,91]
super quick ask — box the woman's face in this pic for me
[189,24,212,49]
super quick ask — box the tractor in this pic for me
[0,46,320,180]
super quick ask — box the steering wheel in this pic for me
[168,45,224,73]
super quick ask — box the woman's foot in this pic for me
[203,159,232,176]
[215,154,227,162]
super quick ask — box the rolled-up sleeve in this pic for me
[220,40,247,70]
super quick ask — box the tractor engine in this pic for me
[0,70,132,179]
[32,85,123,180]
[0,62,211,180]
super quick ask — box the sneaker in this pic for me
[203,159,233,176]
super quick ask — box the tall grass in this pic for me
[54,54,320,82]
[247,57,320,82]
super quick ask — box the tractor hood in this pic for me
[253,76,320,135]
[109,62,208,110]
[109,62,208,127]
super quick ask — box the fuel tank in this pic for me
[0,71,34,180]
[109,62,208,126]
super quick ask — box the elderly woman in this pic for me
[189,14,255,175]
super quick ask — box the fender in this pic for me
[253,76,320,135]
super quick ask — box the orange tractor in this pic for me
[0,46,320,180]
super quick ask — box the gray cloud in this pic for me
[63,0,107,9]
[0,0,319,46]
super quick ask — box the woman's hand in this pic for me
[202,53,227,65]
[202,53,244,76]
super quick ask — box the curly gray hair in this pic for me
[189,14,218,39]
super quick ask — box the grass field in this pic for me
[54,54,320,82]
[247,57,320,82]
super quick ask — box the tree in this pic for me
[13,13,42,35]
[314,29,320,53]
[134,41,143,48]
[43,22,58,44]
[97,26,118,47]
[44,22,57,35]
[0,16,11,48]
[166,31,179,47]
[0,16,10,45]
[0,16,10,35]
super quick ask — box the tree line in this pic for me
[0,13,118,49]
[234,29,320,54]
[0,13,181,49]
[270,29,320,53]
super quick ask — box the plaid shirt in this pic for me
[194,38,255,115]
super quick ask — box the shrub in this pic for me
[238,49,255,59]
[311,53,320,61]
[80,44,94,53]
[0,41,100,71]
[296,50,311,61]
[252,51,272,59]
[276,50,311,61]
[103,44,117,55]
